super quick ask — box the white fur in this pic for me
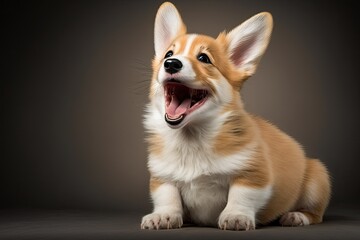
[209,76,235,106]
[147,136,257,182]
[141,183,183,229]
[157,55,196,87]
[179,175,229,226]
[219,185,272,226]
[154,3,184,57]
[226,12,272,76]
[152,182,183,213]
[182,34,197,55]
[280,212,310,226]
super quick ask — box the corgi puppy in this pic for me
[141,2,331,231]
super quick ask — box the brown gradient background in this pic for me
[1,0,359,214]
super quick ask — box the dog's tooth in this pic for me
[202,90,207,98]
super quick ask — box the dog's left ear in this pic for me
[226,12,273,77]
[154,2,187,58]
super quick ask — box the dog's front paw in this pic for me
[218,211,255,231]
[141,212,183,230]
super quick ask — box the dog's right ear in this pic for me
[154,2,186,58]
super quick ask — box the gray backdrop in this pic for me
[1,0,359,213]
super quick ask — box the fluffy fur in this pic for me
[141,2,331,231]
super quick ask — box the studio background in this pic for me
[1,0,359,214]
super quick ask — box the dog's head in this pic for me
[150,2,273,129]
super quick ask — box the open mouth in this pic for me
[164,81,209,126]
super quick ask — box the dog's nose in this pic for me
[164,58,183,74]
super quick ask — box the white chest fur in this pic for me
[178,176,230,226]
[146,118,256,182]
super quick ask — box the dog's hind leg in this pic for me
[280,159,331,226]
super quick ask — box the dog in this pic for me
[141,2,331,231]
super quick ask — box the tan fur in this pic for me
[147,134,164,156]
[294,159,331,223]
[175,35,192,55]
[214,108,329,224]
[248,116,307,223]
[216,32,248,88]
[231,148,271,189]
[213,92,253,155]
[150,176,163,192]
[246,116,330,224]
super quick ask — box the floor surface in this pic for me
[0,208,359,240]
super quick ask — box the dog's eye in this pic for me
[197,53,211,64]
[164,50,173,59]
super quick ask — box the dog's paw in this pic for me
[141,212,183,230]
[218,211,255,231]
[280,212,310,226]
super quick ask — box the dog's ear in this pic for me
[226,12,273,77]
[154,2,186,58]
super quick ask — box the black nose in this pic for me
[164,58,183,74]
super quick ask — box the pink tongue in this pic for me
[166,97,191,119]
